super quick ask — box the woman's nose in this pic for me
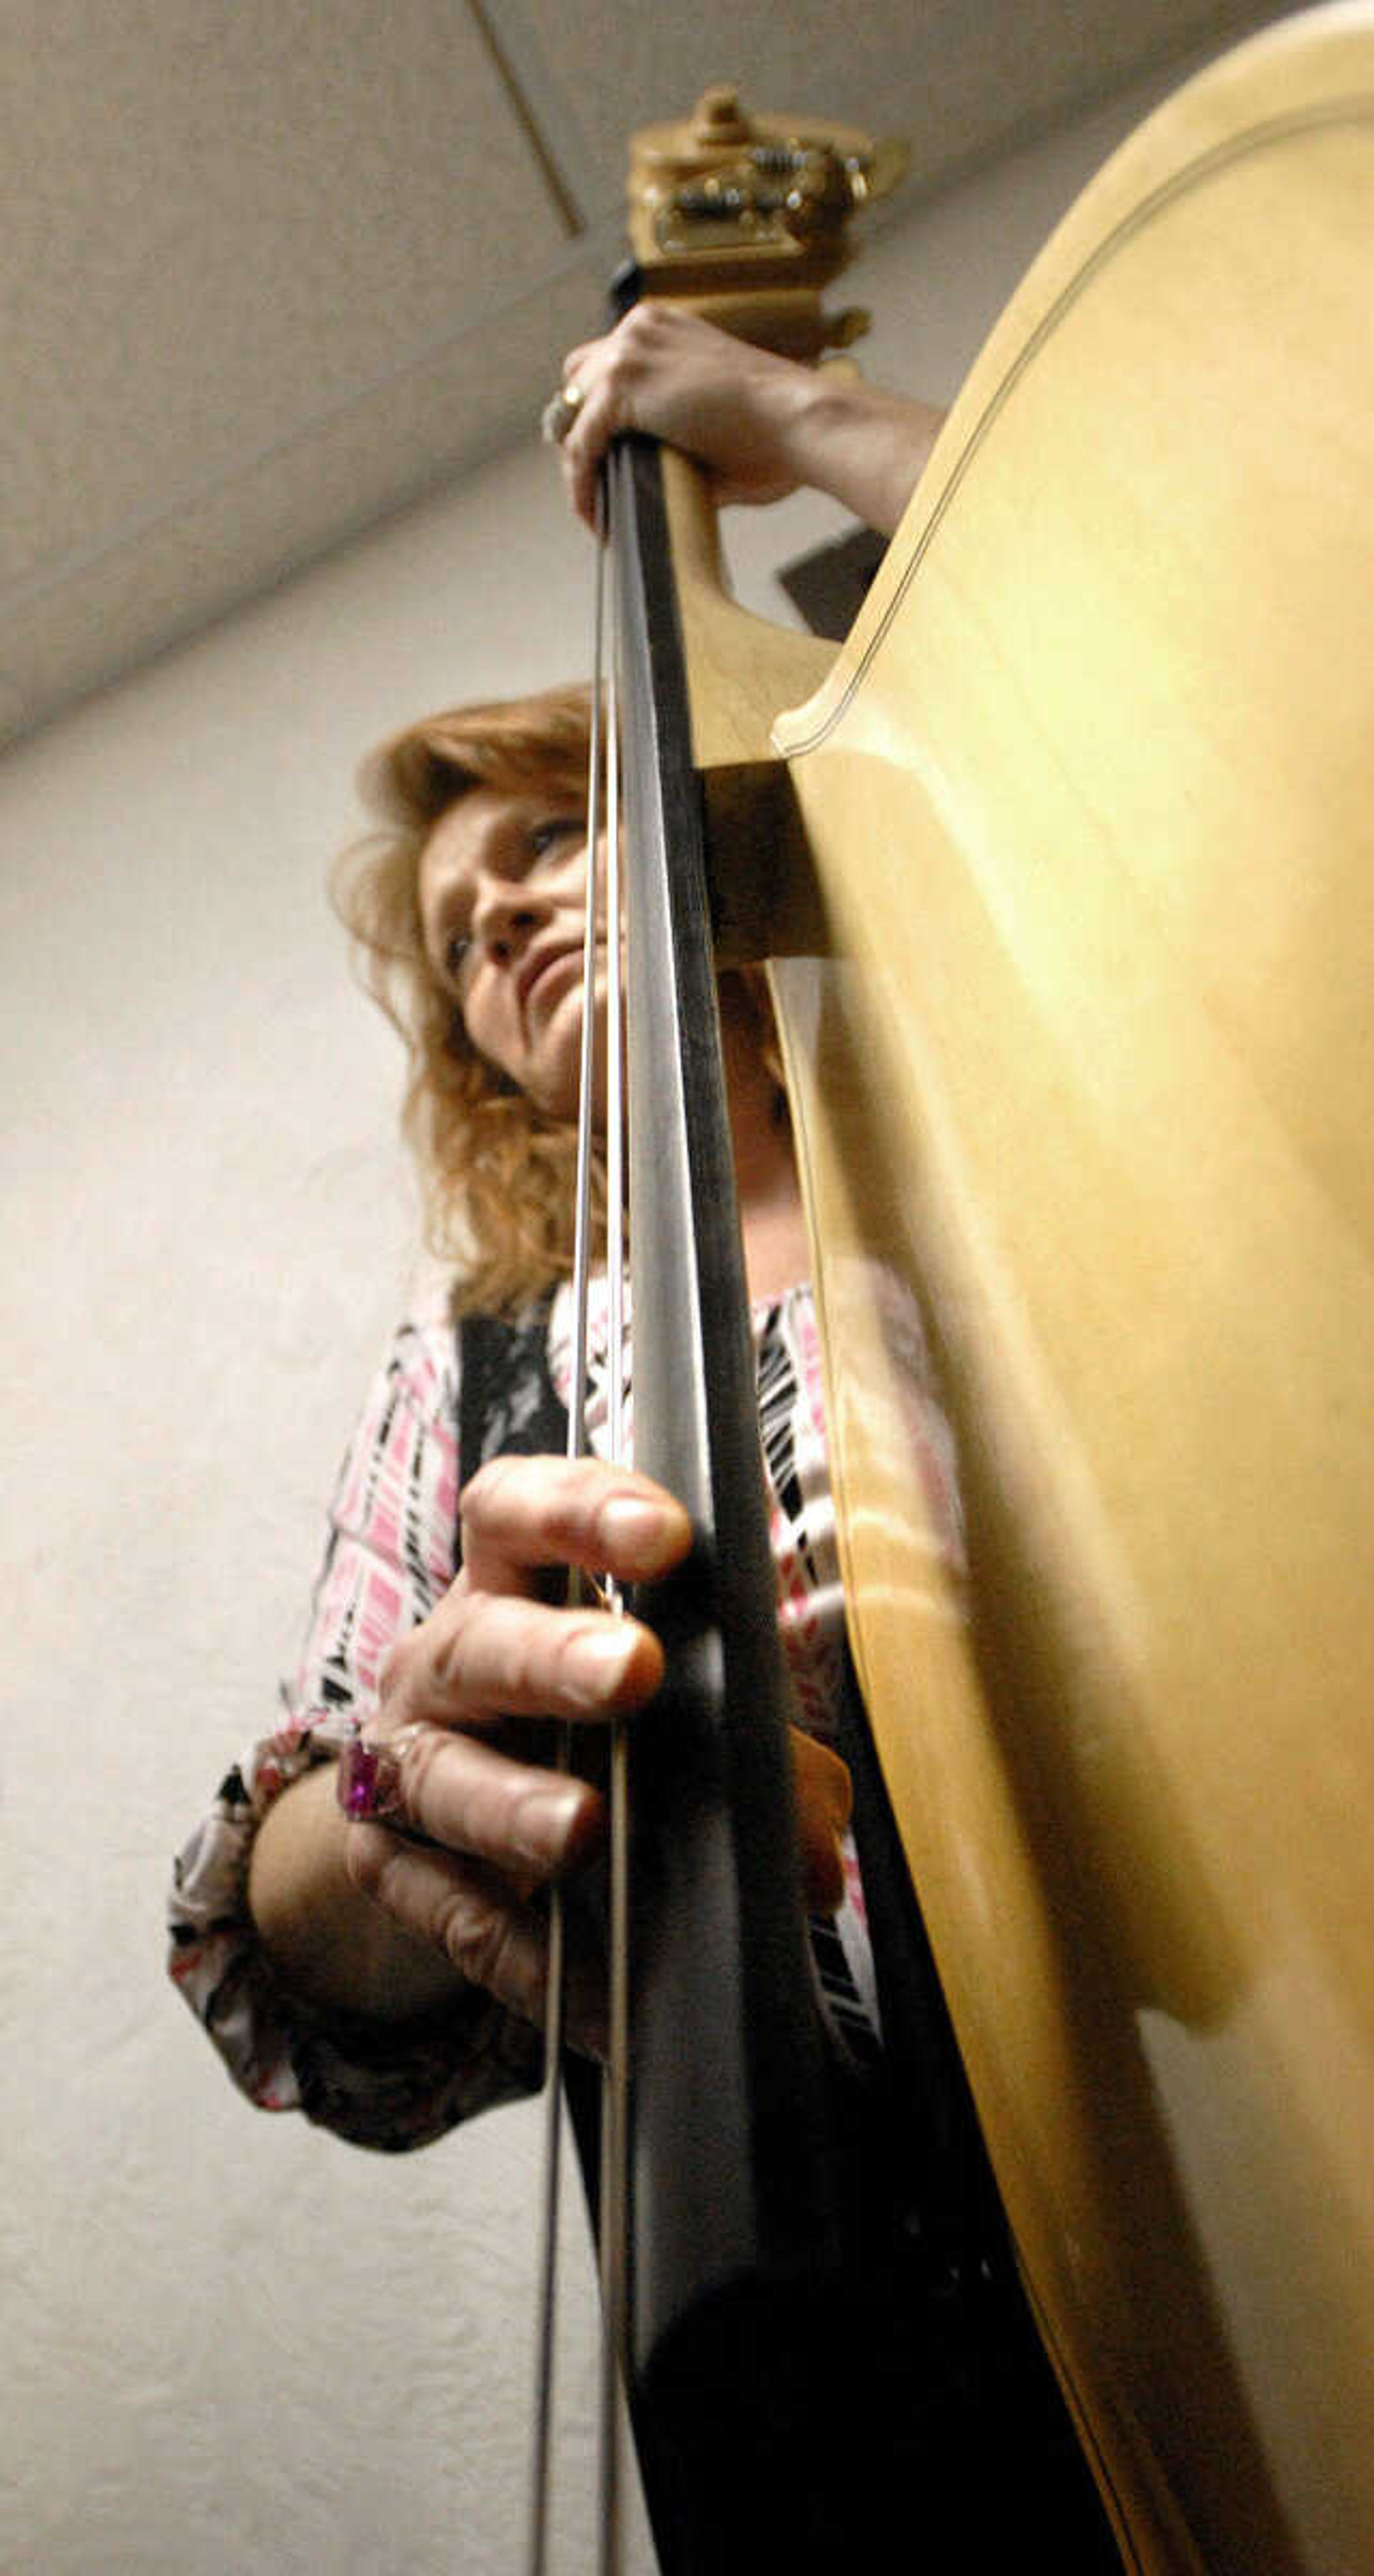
[473,880,543,961]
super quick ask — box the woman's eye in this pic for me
[528,818,581,859]
[445,932,472,982]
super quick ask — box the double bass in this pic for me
[582,10,1374,2571]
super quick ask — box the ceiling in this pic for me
[3,0,1275,750]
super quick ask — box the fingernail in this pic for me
[598,1494,682,1576]
[564,1620,639,1704]
[515,1780,590,1868]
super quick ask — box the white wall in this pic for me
[1,59,1198,2576]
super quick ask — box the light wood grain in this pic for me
[768,9,1374,2567]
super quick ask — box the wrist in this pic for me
[788,370,942,535]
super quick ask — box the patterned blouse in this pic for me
[167,1273,962,2152]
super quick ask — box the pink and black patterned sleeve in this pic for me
[166,1311,541,2149]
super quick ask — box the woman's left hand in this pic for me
[552,300,946,538]
[553,304,814,528]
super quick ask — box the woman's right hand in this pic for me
[338,1448,853,2051]
[340,1454,692,2055]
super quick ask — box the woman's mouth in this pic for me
[520,946,583,1018]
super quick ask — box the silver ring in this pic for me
[541,379,585,445]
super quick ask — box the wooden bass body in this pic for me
[759,9,1374,2568]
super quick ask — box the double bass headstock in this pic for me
[625,84,906,356]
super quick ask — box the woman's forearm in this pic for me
[781,370,947,535]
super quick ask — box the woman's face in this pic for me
[418,783,605,1123]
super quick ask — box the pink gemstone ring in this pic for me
[337,1732,408,1823]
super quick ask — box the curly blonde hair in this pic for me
[331,682,603,1316]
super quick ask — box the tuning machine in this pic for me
[626,86,906,346]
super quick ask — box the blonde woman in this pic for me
[168,316,956,2130]
[169,672,924,2133]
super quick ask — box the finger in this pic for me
[360,1720,605,1876]
[346,1826,607,2053]
[558,334,601,379]
[799,1820,847,1918]
[561,433,597,533]
[560,377,623,527]
[382,1585,666,1729]
[459,1452,693,1594]
[791,1731,853,1917]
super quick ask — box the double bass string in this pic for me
[525,475,603,2576]
[597,508,630,2576]
[527,468,630,2576]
